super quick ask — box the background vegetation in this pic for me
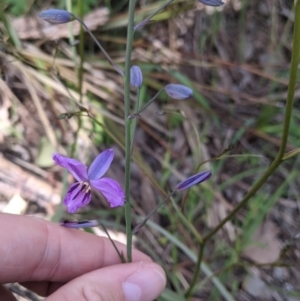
[0,0,299,300]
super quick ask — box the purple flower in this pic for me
[130,65,143,88]
[164,84,193,100]
[53,149,125,213]
[39,9,75,24]
[198,0,224,7]
[176,170,212,191]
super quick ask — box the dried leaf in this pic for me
[243,275,272,299]
[243,221,281,264]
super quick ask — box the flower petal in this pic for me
[88,149,114,180]
[90,178,125,207]
[53,153,88,181]
[63,182,92,213]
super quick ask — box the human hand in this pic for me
[0,213,166,301]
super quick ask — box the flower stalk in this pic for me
[134,0,175,30]
[124,0,137,263]
[132,191,176,234]
[128,88,165,118]
[73,16,124,76]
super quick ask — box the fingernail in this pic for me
[122,266,166,301]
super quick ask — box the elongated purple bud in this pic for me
[176,170,212,191]
[130,65,143,88]
[60,220,99,229]
[199,0,224,7]
[165,84,193,100]
[39,9,75,24]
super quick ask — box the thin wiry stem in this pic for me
[129,88,164,118]
[185,242,205,298]
[134,0,175,30]
[123,0,137,263]
[132,191,176,234]
[73,17,124,76]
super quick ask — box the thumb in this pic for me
[45,261,166,301]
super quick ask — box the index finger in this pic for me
[0,213,150,283]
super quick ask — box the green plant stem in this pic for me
[129,88,164,118]
[132,191,176,234]
[124,0,137,263]
[185,242,205,298]
[100,223,126,263]
[282,148,300,161]
[203,0,300,242]
[130,88,141,153]
[73,16,124,76]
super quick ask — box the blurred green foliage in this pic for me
[3,0,28,16]
[57,0,99,15]
[2,0,99,16]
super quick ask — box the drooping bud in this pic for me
[38,9,75,24]
[130,65,143,88]
[198,0,224,7]
[164,84,193,100]
[176,170,212,191]
[60,220,99,229]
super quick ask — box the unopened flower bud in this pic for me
[176,170,212,191]
[165,84,193,100]
[60,220,99,228]
[38,9,75,24]
[199,0,224,7]
[130,65,143,88]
